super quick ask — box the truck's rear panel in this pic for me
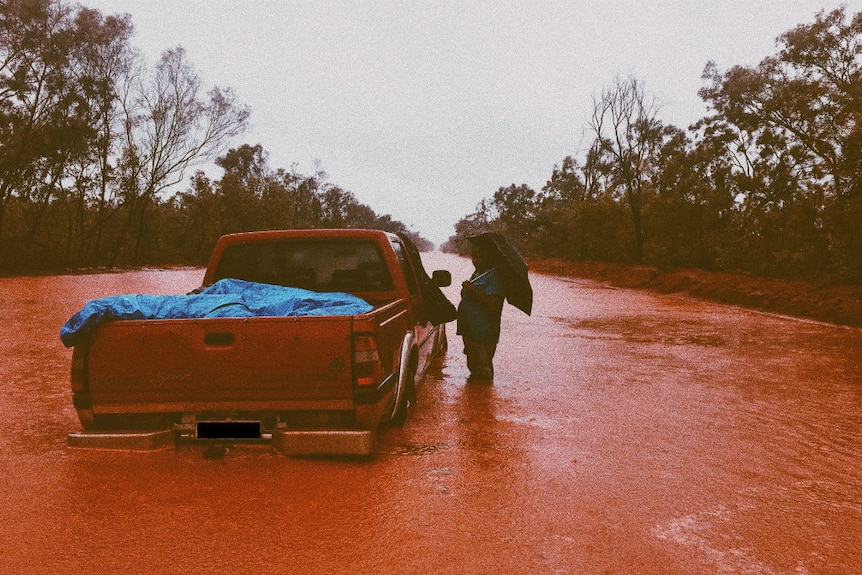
[86,315,355,415]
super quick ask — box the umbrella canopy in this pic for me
[467,232,533,315]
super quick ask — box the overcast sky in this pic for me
[83,1,858,245]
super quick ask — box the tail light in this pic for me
[353,335,382,387]
[70,346,88,392]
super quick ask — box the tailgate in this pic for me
[86,316,355,412]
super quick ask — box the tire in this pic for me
[389,366,415,427]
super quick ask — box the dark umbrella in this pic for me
[467,232,533,315]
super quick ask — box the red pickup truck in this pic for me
[66,229,454,455]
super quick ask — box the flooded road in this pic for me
[1,253,860,574]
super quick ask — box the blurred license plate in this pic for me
[196,421,261,440]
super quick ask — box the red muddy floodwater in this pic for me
[0,253,860,574]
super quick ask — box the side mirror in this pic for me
[431,270,452,287]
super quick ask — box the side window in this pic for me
[391,240,419,297]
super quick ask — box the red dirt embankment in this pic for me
[530,258,862,328]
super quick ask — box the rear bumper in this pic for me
[272,429,376,456]
[67,429,175,451]
[67,427,377,456]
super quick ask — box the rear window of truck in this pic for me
[212,240,395,293]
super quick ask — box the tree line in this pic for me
[445,6,862,285]
[0,0,426,275]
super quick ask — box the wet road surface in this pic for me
[0,254,860,574]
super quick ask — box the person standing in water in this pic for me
[457,242,505,382]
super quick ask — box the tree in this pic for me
[62,7,135,267]
[0,0,127,268]
[442,200,494,254]
[114,46,250,264]
[647,123,739,270]
[534,156,586,257]
[698,6,862,280]
[489,183,537,250]
[588,76,665,264]
[0,2,426,271]
[536,152,629,261]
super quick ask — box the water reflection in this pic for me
[456,382,502,470]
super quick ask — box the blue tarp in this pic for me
[60,278,374,348]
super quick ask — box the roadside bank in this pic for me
[529,258,862,328]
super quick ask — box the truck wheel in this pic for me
[390,367,415,427]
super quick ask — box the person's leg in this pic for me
[464,338,496,382]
